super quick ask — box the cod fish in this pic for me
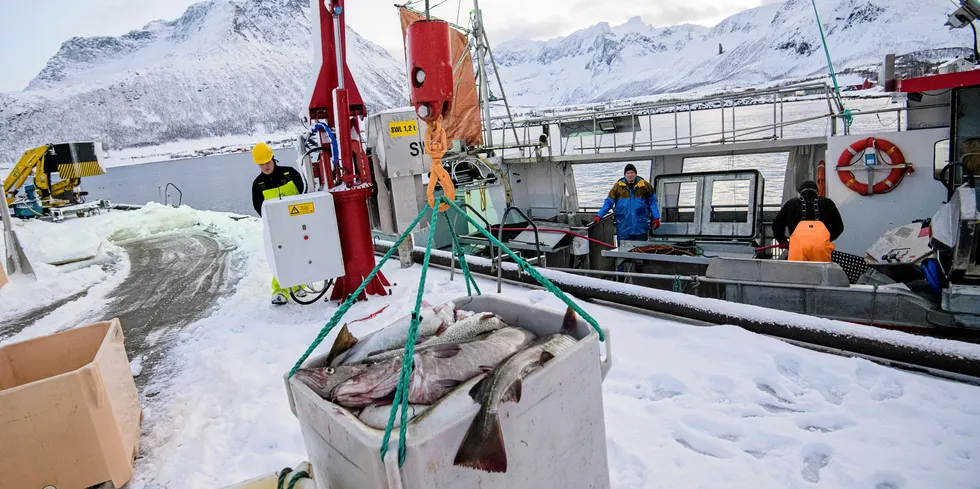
[419,312,507,347]
[358,401,430,430]
[327,302,456,366]
[453,307,580,473]
[360,312,507,364]
[296,327,537,408]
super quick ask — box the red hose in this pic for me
[755,243,789,252]
[497,227,615,248]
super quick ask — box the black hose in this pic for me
[940,163,977,202]
[290,279,334,305]
[971,21,979,64]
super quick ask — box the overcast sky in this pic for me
[0,0,779,93]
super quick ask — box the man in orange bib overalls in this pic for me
[772,180,844,262]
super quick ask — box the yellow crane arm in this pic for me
[48,177,81,200]
[4,145,49,204]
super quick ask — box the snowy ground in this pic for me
[2,205,979,489]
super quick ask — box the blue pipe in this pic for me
[922,258,942,295]
[312,122,340,171]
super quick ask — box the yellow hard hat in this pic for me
[252,142,274,164]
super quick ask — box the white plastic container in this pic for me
[286,295,612,489]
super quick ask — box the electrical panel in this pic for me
[262,192,345,289]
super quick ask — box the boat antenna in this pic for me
[809,0,853,131]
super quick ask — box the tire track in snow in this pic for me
[97,232,241,390]
[0,290,89,342]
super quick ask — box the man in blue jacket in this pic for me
[592,164,661,241]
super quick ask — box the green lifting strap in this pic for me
[440,197,604,341]
[289,197,605,469]
[443,212,481,296]
[287,204,431,378]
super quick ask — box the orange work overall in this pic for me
[788,199,835,262]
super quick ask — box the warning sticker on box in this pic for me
[288,202,315,216]
[388,120,418,137]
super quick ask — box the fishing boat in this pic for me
[351,3,980,338]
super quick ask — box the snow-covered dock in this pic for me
[2,204,978,488]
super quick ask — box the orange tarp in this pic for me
[399,8,483,147]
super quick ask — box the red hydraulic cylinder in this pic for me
[406,20,454,122]
[333,88,355,184]
[330,184,390,301]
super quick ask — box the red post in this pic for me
[308,0,387,300]
[329,186,390,301]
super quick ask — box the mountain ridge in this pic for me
[1,0,974,165]
[491,0,974,106]
[0,0,407,164]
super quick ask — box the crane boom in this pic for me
[3,142,106,209]
[3,146,49,205]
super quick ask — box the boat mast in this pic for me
[472,0,493,149]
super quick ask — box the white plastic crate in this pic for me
[286,294,612,489]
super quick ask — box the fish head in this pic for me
[295,364,369,400]
[332,359,403,407]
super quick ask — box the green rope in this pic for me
[809,0,852,129]
[290,197,606,469]
[672,275,683,293]
[440,197,605,341]
[286,471,310,489]
[277,467,292,489]
[287,204,431,378]
[380,206,440,467]
[443,212,481,296]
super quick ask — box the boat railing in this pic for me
[446,202,494,281]
[496,206,543,293]
[488,84,947,160]
[489,82,833,158]
[158,183,183,207]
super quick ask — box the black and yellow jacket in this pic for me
[252,164,305,216]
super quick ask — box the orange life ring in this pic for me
[816,160,826,196]
[836,137,912,195]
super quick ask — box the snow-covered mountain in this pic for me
[492,0,976,106]
[1,0,974,165]
[0,0,407,164]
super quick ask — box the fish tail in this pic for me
[453,410,508,473]
[560,306,578,335]
[326,324,358,365]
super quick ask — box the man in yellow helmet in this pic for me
[251,142,308,305]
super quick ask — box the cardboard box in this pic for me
[0,261,7,289]
[0,319,142,489]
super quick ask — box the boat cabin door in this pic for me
[654,170,764,239]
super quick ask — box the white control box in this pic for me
[262,192,345,288]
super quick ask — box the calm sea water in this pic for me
[85,98,901,215]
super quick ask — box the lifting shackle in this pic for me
[406,19,456,212]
